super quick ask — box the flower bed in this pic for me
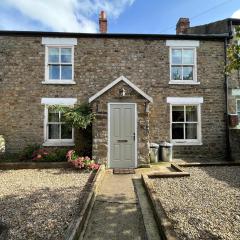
[0,168,93,240]
[66,150,99,171]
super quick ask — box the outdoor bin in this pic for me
[159,142,173,162]
[149,143,159,163]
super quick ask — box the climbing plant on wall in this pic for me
[51,103,95,129]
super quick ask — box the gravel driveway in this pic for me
[151,166,240,240]
[0,168,91,240]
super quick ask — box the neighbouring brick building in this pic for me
[0,12,234,167]
[185,17,240,160]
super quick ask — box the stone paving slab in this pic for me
[83,201,146,240]
[81,171,147,240]
[96,172,137,204]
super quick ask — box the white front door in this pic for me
[109,103,136,168]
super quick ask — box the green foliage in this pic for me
[32,147,68,162]
[20,144,40,161]
[51,103,95,129]
[42,148,68,162]
[226,26,240,75]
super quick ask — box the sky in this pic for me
[0,0,239,34]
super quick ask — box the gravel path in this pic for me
[151,166,240,240]
[0,168,91,240]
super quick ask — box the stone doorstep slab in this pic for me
[147,163,190,178]
[142,174,178,240]
[113,168,136,174]
[64,165,106,240]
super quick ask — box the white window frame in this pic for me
[169,102,202,146]
[43,45,75,84]
[169,47,198,85]
[41,98,77,146]
[42,38,77,85]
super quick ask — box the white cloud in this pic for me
[1,0,135,32]
[232,9,240,19]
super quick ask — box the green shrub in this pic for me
[20,144,41,161]
[42,148,68,162]
[32,147,68,162]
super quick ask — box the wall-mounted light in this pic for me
[119,88,126,97]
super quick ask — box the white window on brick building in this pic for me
[166,40,199,85]
[167,97,203,145]
[170,48,196,81]
[42,38,77,85]
[41,98,77,146]
[47,47,73,81]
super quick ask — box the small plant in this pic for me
[32,147,68,162]
[66,150,99,171]
[20,144,41,161]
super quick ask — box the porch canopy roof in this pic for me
[88,76,153,103]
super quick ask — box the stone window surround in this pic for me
[167,97,203,146]
[166,40,199,85]
[41,98,77,146]
[42,37,77,85]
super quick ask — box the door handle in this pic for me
[117,140,128,143]
[133,133,135,141]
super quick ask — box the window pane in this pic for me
[49,65,60,79]
[48,111,60,122]
[172,123,184,139]
[172,106,184,122]
[183,66,193,80]
[61,124,72,139]
[171,66,182,80]
[61,65,72,80]
[48,48,59,63]
[61,48,72,63]
[186,123,197,139]
[186,106,198,122]
[172,49,182,64]
[182,49,194,64]
[48,124,60,139]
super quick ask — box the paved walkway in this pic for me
[81,171,149,240]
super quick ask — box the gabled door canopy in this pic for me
[89,76,153,103]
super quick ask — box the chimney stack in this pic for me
[99,11,107,33]
[176,18,190,34]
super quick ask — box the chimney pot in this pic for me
[99,10,107,33]
[176,18,190,34]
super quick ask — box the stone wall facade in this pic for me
[91,81,150,165]
[0,34,227,163]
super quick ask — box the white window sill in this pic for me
[169,81,200,85]
[42,80,76,85]
[172,141,202,146]
[43,141,75,147]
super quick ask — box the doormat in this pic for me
[113,168,135,174]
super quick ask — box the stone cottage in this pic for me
[0,12,231,167]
